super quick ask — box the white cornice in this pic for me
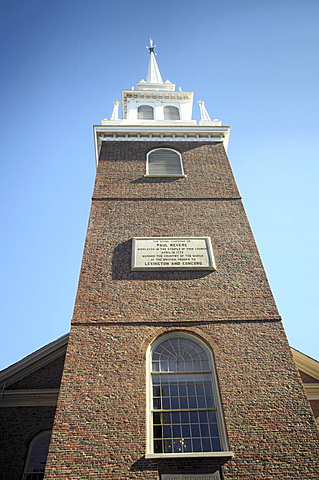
[0,334,69,388]
[122,90,194,119]
[303,384,319,400]
[291,348,319,381]
[0,389,59,407]
[93,124,230,167]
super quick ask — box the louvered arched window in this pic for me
[146,148,185,177]
[164,105,180,120]
[147,333,229,457]
[23,431,51,480]
[138,105,154,120]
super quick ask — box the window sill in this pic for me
[145,451,234,459]
[144,174,187,178]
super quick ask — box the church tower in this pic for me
[44,42,319,480]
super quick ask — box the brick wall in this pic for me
[44,141,319,479]
[0,406,56,480]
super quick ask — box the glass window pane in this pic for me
[171,412,180,424]
[191,424,200,437]
[171,397,179,409]
[162,412,171,424]
[209,423,219,437]
[182,424,191,437]
[200,423,209,437]
[189,397,197,408]
[202,438,212,451]
[192,438,202,452]
[154,440,162,453]
[212,437,221,451]
[153,426,162,438]
[181,411,189,423]
[170,384,178,396]
[164,439,173,453]
[206,395,215,408]
[162,397,170,409]
[190,411,199,423]
[208,410,217,423]
[183,438,192,452]
[163,425,172,438]
[153,412,161,424]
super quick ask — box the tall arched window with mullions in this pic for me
[23,431,51,479]
[146,333,230,457]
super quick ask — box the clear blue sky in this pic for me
[1,0,318,369]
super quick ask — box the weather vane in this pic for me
[146,38,156,54]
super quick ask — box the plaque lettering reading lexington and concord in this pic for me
[160,472,220,480]
[131,237,216,271]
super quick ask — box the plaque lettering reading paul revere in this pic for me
[131,237,216,271]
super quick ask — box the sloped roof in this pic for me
[0,334,68,388]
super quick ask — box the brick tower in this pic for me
[44,42,319,480]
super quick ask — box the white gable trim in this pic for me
[0,334,68,388]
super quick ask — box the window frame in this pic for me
[145,332,232,458]
[145,148,186,178]
[22,430,52,480]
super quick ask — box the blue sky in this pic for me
[1,0,318,369]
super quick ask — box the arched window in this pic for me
[146,148,185,177]
[164,105,180,120]
[148,333,229,456]
[23,431,51,480]
[138,105,154,120]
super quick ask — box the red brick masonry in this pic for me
[44,141,319,479]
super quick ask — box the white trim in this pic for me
[0,334,68,387]
[144,174,187,178]
[291,348,319,381]
[145,451,234,459]
[303,384,319,400]
[0,389,59,407]
[93,125,230,167]
[146,332,230,457]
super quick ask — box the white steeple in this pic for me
[146,39,163,84]
[100,41,223,129]
[96,42,230,166]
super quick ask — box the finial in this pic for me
[198,100,212,121]
[147,38,156,54]
[110,101,120,121]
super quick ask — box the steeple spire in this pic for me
[146,39,163,84]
